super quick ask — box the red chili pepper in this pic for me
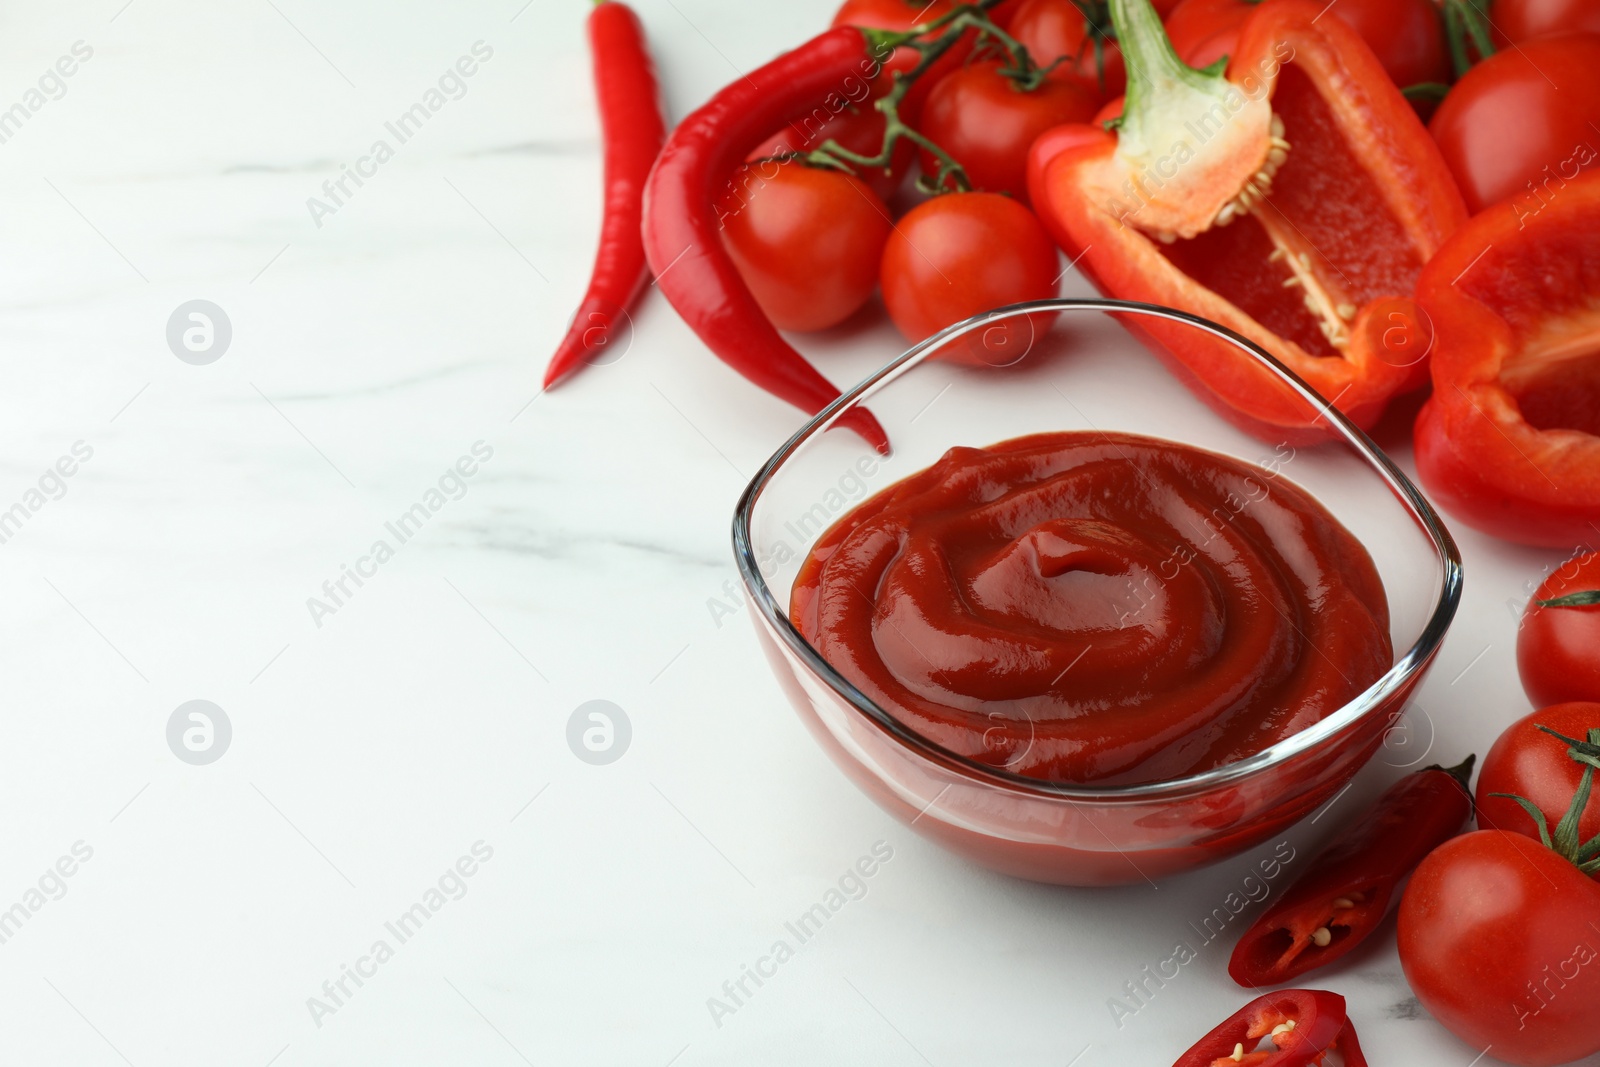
[643,27,891,453]
[544,1,667,390]
[1172,989,1356,1067]
[1229,756,1474,987]
[1032,0,1467,442]
[1413,171,1600,547]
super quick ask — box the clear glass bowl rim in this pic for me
[732,298,1463,803]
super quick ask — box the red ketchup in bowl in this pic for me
[790,431,1392,786]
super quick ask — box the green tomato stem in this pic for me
[815,2,1027,194]
[1536,589,1600,608]
[1490,727,1600,873]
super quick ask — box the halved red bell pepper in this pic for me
[1172,989,1363,1067]
[1033,0,1467,442]
[1413,171,1600,547]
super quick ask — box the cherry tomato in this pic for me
[880,192,1059,365]
[1516,551,1600,708]
[1496,0,1600,43]
[1162,0,1448,87]
[1430,33,1600,213]
[990,0,1029,28]
[1311,0,1448,86]
[1161,0,1254,66]
[915,60,1098,200]
[1477,702,1600,851]
[1399,830,1600,1066]
[1007,0,1125,101]
[749,100,915,203]
[831,0,973,121]
[718,161,892,332]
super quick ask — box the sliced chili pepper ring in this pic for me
[1229,756,1474,985]
[1173,989,1348,1067]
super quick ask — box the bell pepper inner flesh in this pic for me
[1457,226,1600,436]
[1153,64,1425,360]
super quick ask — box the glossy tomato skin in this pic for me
[990,0,1029,28]
[1517,552,1600,708]
[880,192,1059,364]
[1163,0,1448,86]
[1399,831,1600,1066]
[1497,0,1600,43]
[915,60,1098,200]
[718,162,892,332]
[1161,0,1254,66]
[1477,702,1600,850]
[1007,0,1125,101]
[831,0,971,121]
[1430,34,1600,213]
[1315,0,1448,87]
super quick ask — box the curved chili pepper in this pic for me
[1172,989,1356,1067]
[544,1,667,390]
[1229,755,1474,987]
[642,27,891,453]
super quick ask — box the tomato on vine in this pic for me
[1429,33,1600,213]
[1007,0,1124,100]
[718,162,892,332]
[1477,703,1600,851]
[1162,0,1448,86]
[914,58,1099,200]
[831,0,975,119]
[1400,725,1600,1065]
[879,192,1059,365]
[1517,550,1600,708]
[1495,0,1600,43]
[1160,0,1253,66]
[749,101,915,203]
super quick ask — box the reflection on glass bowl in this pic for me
[733,299,1460,887]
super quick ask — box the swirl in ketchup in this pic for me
[790,432,1392,786]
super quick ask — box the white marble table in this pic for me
[0,1,1588,1064]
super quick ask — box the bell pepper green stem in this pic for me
[1107,0,1231,155]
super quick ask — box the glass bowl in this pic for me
[732,299,1461,887]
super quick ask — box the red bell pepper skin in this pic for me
[1025,123,1113,257]
[545,1,667,390]
[643,27,890,454]
[1171,989,1351,1067]
[1034,0,1467,442]
[1413,171,1600,547]
[1229,756,1474,987]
